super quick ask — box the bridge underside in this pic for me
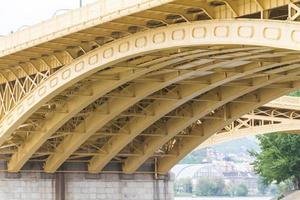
[1,0,300,174]
[201,96,300,148]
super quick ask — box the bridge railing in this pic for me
[0,0,171,57]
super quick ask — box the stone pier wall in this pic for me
[0,172,174,200]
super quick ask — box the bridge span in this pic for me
[200,95,300,148]
[2,0,300,199]
[1,0,300,174]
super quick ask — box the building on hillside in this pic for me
[172,162,259,195]
[223,171,258,195]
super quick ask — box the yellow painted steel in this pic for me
[122,68,300,173]
[157,85,300,173]
[1,0,300,173]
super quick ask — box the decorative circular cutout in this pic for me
[135,36,147,48]
[75,62,84,72]
[103,48,113,59]
[214,26,229,37]
[89,54,98,65]
[153,32,166,44]
[172,29,185,40]
[62,69,71,80]
[192,27,206,38]
[238,26,254,38]
[263,27,281,40]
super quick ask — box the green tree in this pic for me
[269,184,279,196]
[195,178,229,196]
[289,90,300,97]
[174,178,193,194]
[250,133,300,189]
[277,179,294,194]
[257,177,269,195]
[235,184,248,196]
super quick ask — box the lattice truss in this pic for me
[0,50,81,118]
[5,47,300,172]
[1,0,300,174]
[0,58,55,117]
[221,106,300,133]
[197,105,300,148]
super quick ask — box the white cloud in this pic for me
[0,0,97,35]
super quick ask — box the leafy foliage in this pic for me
[174,178,193,194]
[288,90,300,97]
[277,179,294,194]
[250,133,300,188]
[195,178,229,196]
[257,177,269,195]
[234,184,249,196]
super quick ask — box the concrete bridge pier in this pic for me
[0,171,174,200]
[55,173,65,200]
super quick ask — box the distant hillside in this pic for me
[180,136,260,164]
[213,136,260,154]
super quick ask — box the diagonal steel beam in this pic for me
[43,55,262,172]
[87,62,300,173]
[157,83,300,173]
[10,47,252,172]
[8,49,206,172]
[122,67,300,173]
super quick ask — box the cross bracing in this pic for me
[1,0,300,173]
[199,96,300,148]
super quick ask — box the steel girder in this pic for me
[122,69,300,173]
[2,19,300,173]
[157,85,300,173]
[199,102,300,148]
[8,46,266,172]
[42,49,293,172]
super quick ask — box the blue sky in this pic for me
[0,0,97,35]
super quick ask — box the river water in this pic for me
[175,197,272,200]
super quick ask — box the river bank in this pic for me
[175,197,272,200]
